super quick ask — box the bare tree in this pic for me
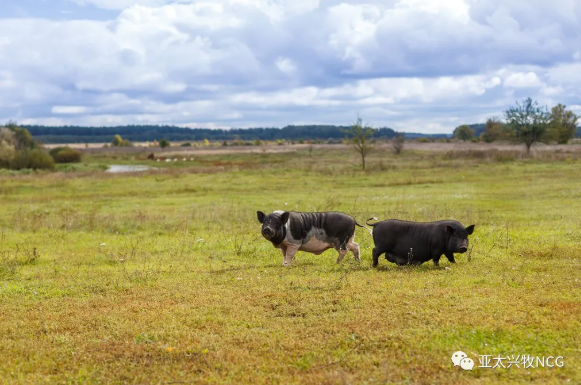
[345,117,375,170]
[391,134,405,155]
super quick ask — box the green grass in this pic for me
[0,147,580,384]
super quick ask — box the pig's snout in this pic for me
[262,227,274,239]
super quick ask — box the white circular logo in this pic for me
[451,351,468,366]
[460,357,475,371]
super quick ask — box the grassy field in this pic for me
[0,146,580,384]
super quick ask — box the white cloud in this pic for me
[70,0,169,11]
[51,106,91,114]
[503,72,544,88]
[0,0,580,132]
[275,57,297,75]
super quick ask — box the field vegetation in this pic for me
[0,146,580,384]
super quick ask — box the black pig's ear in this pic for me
[280,211,290,224]
[257,211,266,223]
[445,225,455,234]
[465,225,475,235]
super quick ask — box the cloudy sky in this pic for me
[0,0,580,133]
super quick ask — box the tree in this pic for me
[5,121,35,150]
[0,127,17,147]
[504,97,551,154]
[111,134,123,147]
[159,138,170,148]
[481,118,504,143]
[345,117,375,170]
[0,140,16,167]
[454,125,474,141]
[549,104,578,144]
[391,134,405,155]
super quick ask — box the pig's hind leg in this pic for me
[346,236,360,261]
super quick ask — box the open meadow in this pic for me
[1,145,580,384]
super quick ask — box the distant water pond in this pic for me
[106,165,154,173]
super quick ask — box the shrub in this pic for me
[10,149,55,170]
[416,137,430,143]
[391,135,405,155]
[49,146,69,158]
[159,138,170,148]
[53,148,82,163]
[111,135,132,147]
[111,134,123,147]
[180,142,192,147]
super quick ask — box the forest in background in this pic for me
[22,124,448,144]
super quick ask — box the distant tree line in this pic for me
[23,125,401,144]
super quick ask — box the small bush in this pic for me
[111,135,132,147]
[10,149,55,170]
[416,137,431,143]
[180,142,192,147]
[53,148,82,163]
[391,135,405,155]
[49,147,68,158]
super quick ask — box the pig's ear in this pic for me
[445,225,455,234]
[280,211,290,224]
[257,211,266,223]
[465,225,475,235]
